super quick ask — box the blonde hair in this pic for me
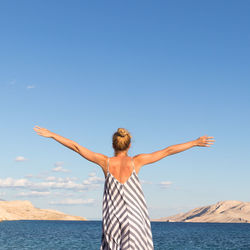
[112,128,132,151]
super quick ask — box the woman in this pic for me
[33,126,215,249]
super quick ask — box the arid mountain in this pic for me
[152,200,250,223]
[0,200,86,221]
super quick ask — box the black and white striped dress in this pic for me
[100,157,154,250]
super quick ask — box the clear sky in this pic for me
[0,0,249,220]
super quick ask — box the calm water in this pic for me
[0,220,250,249]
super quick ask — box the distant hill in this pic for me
[152,200,250,223]
[0,200,87,221]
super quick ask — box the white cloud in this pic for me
[88,172,96,177]
[0,173,104,191]
[159,181,173,189]
[82,174,103,185]
[52,166,70,173]
[50,192,74,197]
[44,176,78,183]
[140,179,153,185]
[50,198,95,205]
[0,177,99,191]
[17,191,51,197]
[53,161,70,172]
[0,177,30,187]
[15,156,28,162]
[25,174,33,178]
[32,180,86,190]
[54,161,64,167]
[26,85,35,89]
[25,172,50,180]
[0,177,83,191]
[68,176,78,181]
[45,176,59,182]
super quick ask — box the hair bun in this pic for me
[117,128,128,137]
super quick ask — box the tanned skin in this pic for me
[33,126,215,183]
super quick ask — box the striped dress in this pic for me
[100,157,154,250]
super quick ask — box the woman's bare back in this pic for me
[106,156,138,184]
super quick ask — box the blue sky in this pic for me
[0,0,249,220]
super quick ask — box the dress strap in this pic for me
[107,157,110,173]
[131,157,135,170]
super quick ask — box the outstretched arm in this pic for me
[134,135,215,169]
[33,125,107,167]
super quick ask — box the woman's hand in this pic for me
[33,125,53,138]
[195,135,215,147]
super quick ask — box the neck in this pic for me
[114,150,128,157]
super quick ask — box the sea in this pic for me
[0,220,250,250]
